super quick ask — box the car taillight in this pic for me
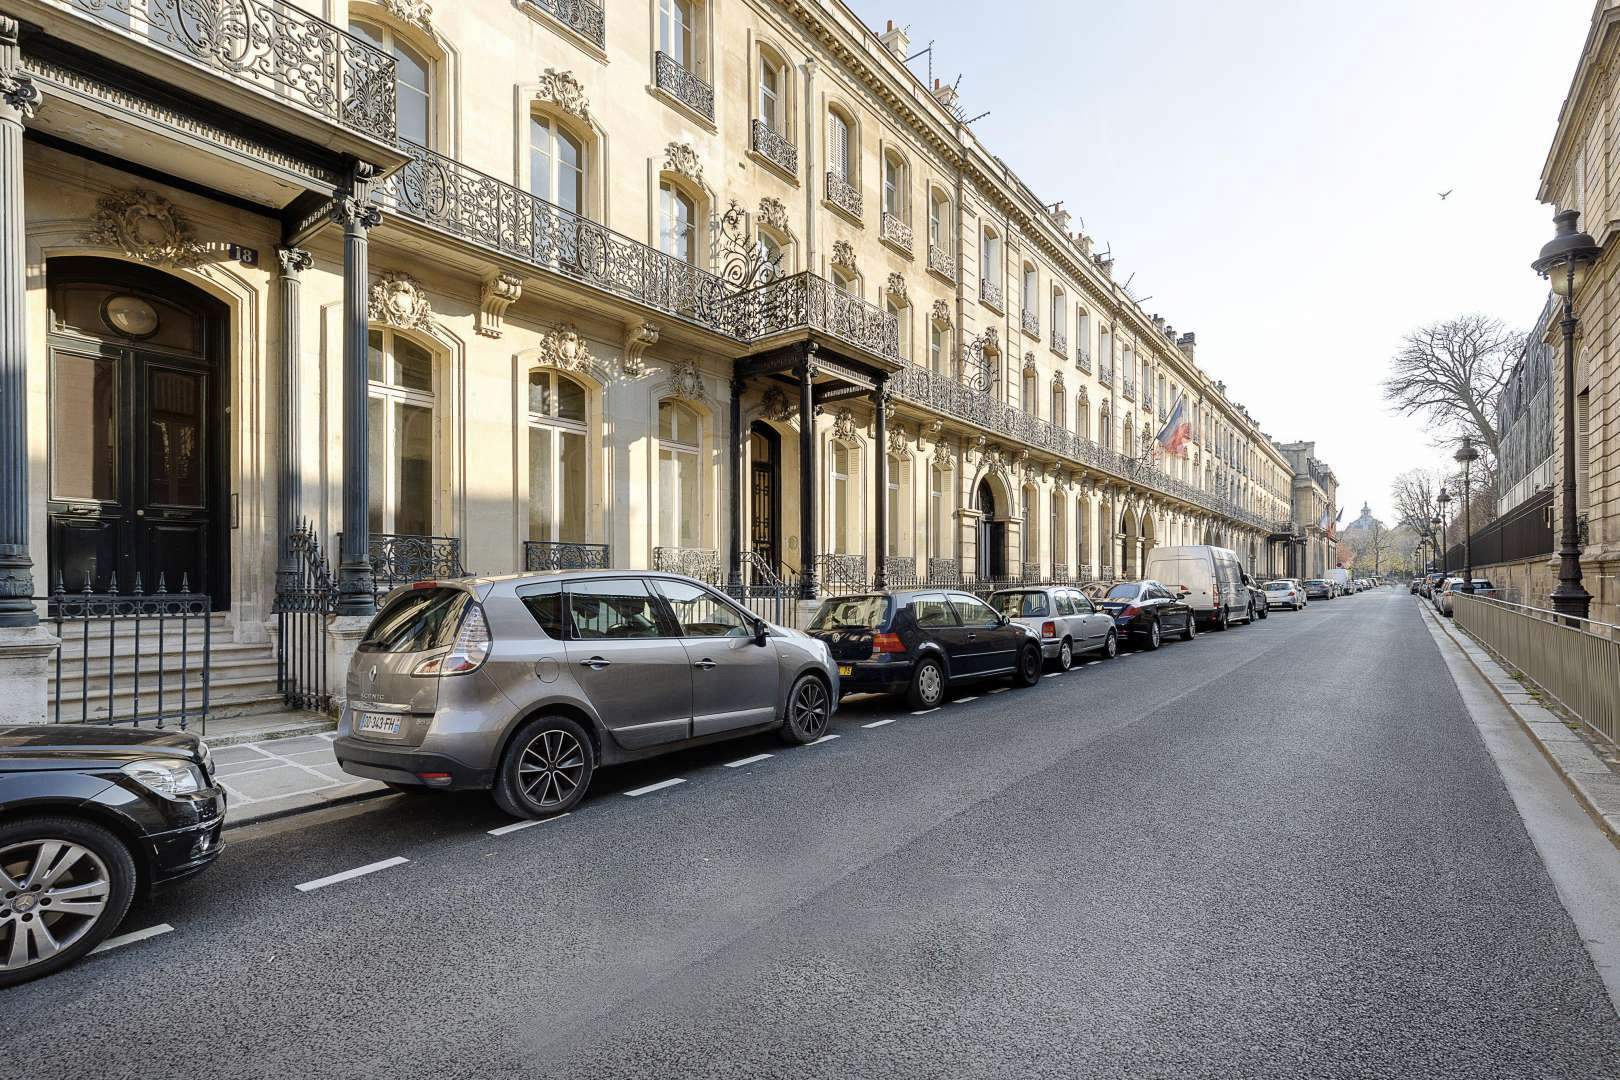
[1120,605,1139,618]
[1041,621,1056,637]
[412,602,492,676]
[871,632,907,654]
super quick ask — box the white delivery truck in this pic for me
[1143,545,1252,631]
[1326,568,1352,595]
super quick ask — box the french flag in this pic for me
[1156,393,1191,457]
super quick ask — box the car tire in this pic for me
[491,714,595,820]
[1144,618,1162,650]
[1012,644,1042,687]
[1216,607,1230,632]
[1056,638,1074,671]
[1257,604,1268,621]
[906,657,946,709]
[1102,629,1118,659]
[779,674,832,744]
[1183,614,1197,641]
[0,815,136,989]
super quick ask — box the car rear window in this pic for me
[360,587,469,653]
[1104,583,1140,600]
[1264,581,1290,591]
[810,595,891,631]
[990,591,1049,619]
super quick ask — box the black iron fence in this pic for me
[43,574,211,732]
[1445,489,1554,573]
[275,522,336,713]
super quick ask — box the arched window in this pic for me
[885,296,909,361]
[756,229,787,279]
[1022,263,1038,317]
[528,370,588,543]
[1051,383,1066,432]
[928,464,948,559]
[928,323,948,375]
[366,328,436,537]
[928,188,950,254]
[350,19,433,147]
[831,265,858,296]
[758,46,787,134]
[830,442,856,554]
[882,150,907,221]
[1100,407,1112,449]
[1076,398,1089,441]
[657,401,702,547]
[1022,367,1038,417]
[659,181,697,263]
[529,115,585,215]
[886,453,909,556]
[827,107,854,183]
[1021,484,1038,565]
[1051,499,1066,575]
[981,228,1001,290]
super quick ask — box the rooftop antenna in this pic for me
[963,109,991,125]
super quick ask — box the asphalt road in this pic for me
[7,590,1619,1079]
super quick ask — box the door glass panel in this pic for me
[368,329,386,383]
[396,401,434,536]
[367,397,386,533]
[528,424,553,541]
[951,595,1001,629]
[146,369,204,507]
[394,336,433,393]
[567,578,666,639]
[558,430,586,542]
[654,579,750,638]
[52,352,117,501]
[555,377,586,423]
[912,595,957,627]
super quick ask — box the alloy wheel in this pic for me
[791,678,830,739]
[1059,640,1073,670]
[517,729,587,809]
[1104,631,1117,658]
[1,839,111,973]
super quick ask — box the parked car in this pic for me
[1264,578,1306,610]
[1096,580,1197,649]
[808,589,1043,709]
[1303,578,1332,601]
[0,725,225,988]
[988,586,1119,670]
[1242,574,1269,621]
[1436,578,1497,616]
[1431,577,1460,612]
[334,572,839,820]
[1409,579,1422,594]
[1143,545,1249,630]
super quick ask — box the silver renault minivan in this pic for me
[333,571,838,819]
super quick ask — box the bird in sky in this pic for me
[1438,189,1453,200]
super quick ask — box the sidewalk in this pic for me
[211,724,390,828]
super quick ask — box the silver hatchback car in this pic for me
[333,571,839,818]
[987,586,1118,670]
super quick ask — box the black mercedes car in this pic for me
[1097,580,1197,649]
[807,590,1043,708]
[1304,578,1332,601]
[0,725,226,987]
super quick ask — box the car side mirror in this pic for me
[753,619,770,646]
[1177,588,1190,598]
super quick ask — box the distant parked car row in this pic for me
[1423,575,1496,615]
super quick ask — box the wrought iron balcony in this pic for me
[654,51,714,121]
[522,0,605,48]
[653,546,721,583]
[55,0,398,143]
[725,272,900,363]
[882,556,920,588]
[825,171,863,220]
[927,245,957,282]
[980,279,1005,313]
[523,541,610,571]
[1159,404,1169,423]
[1021,309,1039,339]
[367,533,466,593]
[881,213,913,252]
[1051,330,1067,357]
[750,119,797,175]
[1098,367,1114,388]
[1142,392,1154,414]
[1076,348,1092,373]
[816,554,869,594]
[1122,378,1136,401]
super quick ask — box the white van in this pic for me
[1143,545,1252,630]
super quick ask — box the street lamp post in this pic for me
[1435,487,1450,576]
[1532,208,1602,621]
[1454,439,1480,594]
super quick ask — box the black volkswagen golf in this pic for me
[0,725,226,987]
[807,590,1043,708]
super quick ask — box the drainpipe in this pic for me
[802,60,817,272]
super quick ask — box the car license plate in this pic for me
[837,665,853,677]
[358,711,402,735]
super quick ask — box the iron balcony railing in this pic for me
[1051,330,1067,357]
[1076,348,1092,373]
[652,546,722,583]
[366,532,466,593]
[56,0,397,142]
[1122,378,1136,400]
[654,51,714,120]
[523,541,610,571]
[1021,309,1039,339]
[522,0,605,47]
[980,279,1005,312]
[1098,367,1114,388]
[881,213,913,252]
[727,271,901,363]
[927,245,957,281]
[750,119,796,174]
[825,171,862,219]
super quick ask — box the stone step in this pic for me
[47,671,288,726]
[51,637,274,665]
[41,611,233,644]
[50,654,281,690]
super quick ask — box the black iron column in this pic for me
[333,170,382,618]
[0,17,39,628]
[728,375,744,588]
[873,376,888,591]
[275,246,312,592]
[798,346,818,600]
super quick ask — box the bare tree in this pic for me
[1390,468,1444,535]
[1382,315,1522,463]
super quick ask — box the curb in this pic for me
[1421,598,1620,847]
[225,784,393,831]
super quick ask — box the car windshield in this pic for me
[990,591,1050,618]
[809,595,891,631]
[1104,583,1140,600]
[1264,581,1291,591]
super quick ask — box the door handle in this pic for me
[965,633,977,640]
[136,509,146,517]
[578,657,611,670]
[692,658,717,670]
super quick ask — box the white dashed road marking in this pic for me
[987,687,1010,694]
[809,734,840,745]
[92,923,174,954]
[862,718,899,728]
[295,856,409,893]
[911,708,940,715]
[488,813,569,836]
[1043,672,1062,679]
[723,753,774,768]
[953,696,979,704]
[1086,661,1101,666]
[623,778,686,797]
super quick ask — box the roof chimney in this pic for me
[931,78,958,111]
[879,20,910,60]
[1176,331,1196,363]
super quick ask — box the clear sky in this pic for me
[852,0,1594,523]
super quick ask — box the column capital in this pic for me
[331,196,382,232]
[277,246,314,277]
[0,15,40,123]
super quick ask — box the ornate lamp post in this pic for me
[1531,208,1602,621]
[1435,486,1450,575]
[1454,439,1480,594]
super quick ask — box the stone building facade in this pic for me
[0,0,1305,720]
[1275,442,1339,580]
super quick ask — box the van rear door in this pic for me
[1155,556,1213,614]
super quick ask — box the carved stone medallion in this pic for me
[85,189,207,268]
[663,142,703,186]
[369,271,434,330]
[536,68,589,121]
[536,323,596,372]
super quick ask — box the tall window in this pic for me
[659,182,696,263]
[1022,369,1038,416]
[1022,264,1037,313]
[928,465,947,559]
[981,228,1000,284]
[1051,385,1066,431]
[350,21,431,146]
[1052,289,1066,340]
[658,401,701,547]
[928,189,948,250]
[886,297,908,360]
[1100,408,1112,449]
[366,328,434,537]
[1022,485,1036,564]
[659,0,696,68]
[1051,500,1066,573]
[758,52,783,132]
[928,324,946,375]
[528,371,588,544]
[1075,498,1087,570]
[886,454,908,556]
[883,152,905,218]
[529,116,584,215]
[830,443,854,553]
[832,266,858,295]
[1076,400,1089,440]
[757,230,785,279]
[828,108,852,181]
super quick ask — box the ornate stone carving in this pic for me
[369,271,434,330]
[831,239,857,275]
[276,247,313,277]
[663,141,703,186]
[0,15,40,121]
[531,323,596,372]
[831,408,859,443]
[969,435,988,463]
[1023,351,1037,373]
[379,0,433,29]
[885,272,907,302]
[474,272,522,338]
[761,386,795,423]
[1076,384,1089,405]
[931,299,952,327]
[1052,369,1065,389]
[85,189,208,267]
[535,68,590,120]
[932,436,956,471]
[331,195,383,231]
[757,196,790,235]
[887,423,909,455]
[667,359,705,402]
[621,320,659,378]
